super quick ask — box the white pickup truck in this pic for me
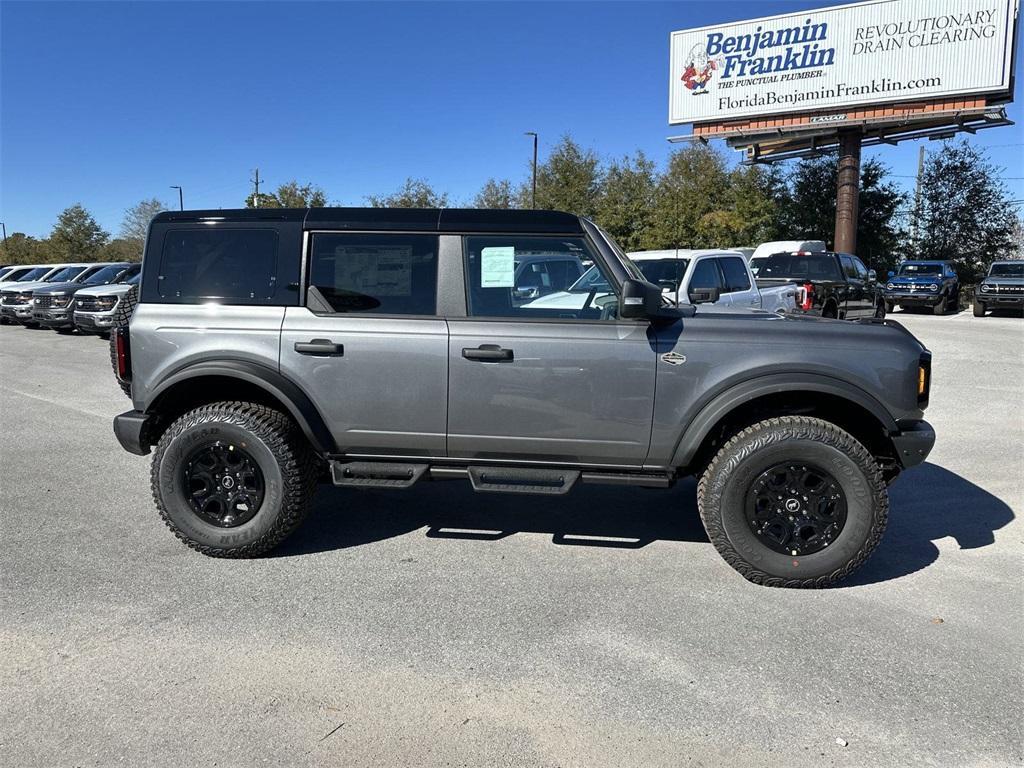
[523,249,798,313]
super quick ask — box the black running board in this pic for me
[328,459,673,494]
[330,461,428,488]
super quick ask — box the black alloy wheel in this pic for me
[744,462,848,557]
[182,441,265,527]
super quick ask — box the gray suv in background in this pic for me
[33,262,139,332]
[112,208,935,588]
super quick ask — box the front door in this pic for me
[279,231,448,457]
[839,254,871,318]
[446,234,657,467]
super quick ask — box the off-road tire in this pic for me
[884,300,895,314]
[873,299,886,319]
[973,299,985,317]
[151,401,317,557]
[932,295,947,315]
[696,416,888,588]
[109,284,139,397]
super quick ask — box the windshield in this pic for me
[898,263,942,277]
[760,253,842,281]
[748,256,768,276]
[45,266,86,282]
[990,262,1024,278]
[126,272,141,285]
[18,267,49,281]
[83,264,126,285]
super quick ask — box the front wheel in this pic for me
[150,402,317,557]
[932,295,947,315]
[696,416,888,588]
[973,300,986,317]
[873,300,886,319]
[884,300,895,314]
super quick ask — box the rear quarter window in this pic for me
[156,228,281,302]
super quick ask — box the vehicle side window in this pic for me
[840,255,858,279]
[464,236,615,320]
[689,258,723,292]
[308,233,438,315]
[718,257,751,293]
[851,257,869,280]
[159,228,279,301]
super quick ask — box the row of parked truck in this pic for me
[0,261,140,334]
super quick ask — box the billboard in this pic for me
[669,0,1018,125]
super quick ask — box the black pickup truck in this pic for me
[756,251,885,320]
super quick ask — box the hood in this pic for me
[888,275,942,285]
[73,282,135,298]
[0,280,52,294]
[33,281,90,296]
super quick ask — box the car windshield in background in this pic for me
[898,264,942,277]
[18,267,49,281]
[990,263,1024,278]
[760,254,842,281]
[83,264,127,285]
[748,257,767,276]
[45,266,86,282]
[126,273,141,285]
[569,265,611,293]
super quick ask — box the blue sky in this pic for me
[1,0,1021,238]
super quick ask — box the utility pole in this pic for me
[912,145,925,247]
[170,185,183,211]
[524,132,538,208]
[251,168,262,208]
[1,222,6,245]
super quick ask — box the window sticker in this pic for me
[481,246,515,288]
[334,246,412,296]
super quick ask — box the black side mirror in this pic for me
[688,286,721,304]
[867,269,877,282]
[619,278,662,319]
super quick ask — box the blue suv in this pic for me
[884,261,960,315]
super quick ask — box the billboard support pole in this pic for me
[834,129,862,254]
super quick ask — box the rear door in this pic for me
[447,234,656,467]
[717,254,759,308]
[839,254,870,318]
[279,231,448,457]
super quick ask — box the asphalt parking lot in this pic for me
[1,309,1021,768]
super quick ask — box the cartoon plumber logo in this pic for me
[681,42,722,95]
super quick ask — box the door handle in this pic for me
[462,344,513,362]
[294,339,344,356]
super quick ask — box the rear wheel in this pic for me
[697,416,888,588]
[150,401,317,557]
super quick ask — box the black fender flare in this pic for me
[669,372,899,468]
[145,360,336,453]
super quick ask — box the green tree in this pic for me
[48,204,109,261]
[366,178,449,208]
[101,238,142,262]
[778,156,906,273]
[648,145,732,249]
[594,151,657,251]
[473,178,516,209]
[521,135,602,217]
[913,140,1019,280]
[0,232,45,264]
[245,180,328,208]
[120,198,167,253]
[726,164,786,247]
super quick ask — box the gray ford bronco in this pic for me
[112,208,935,588]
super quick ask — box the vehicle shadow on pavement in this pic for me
[275,477,709,557]
[845,462,1014,586]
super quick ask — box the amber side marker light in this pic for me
[917,352,932,407]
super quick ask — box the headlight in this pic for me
[52,294,71,307]
[928,284,939,291]
[981,284,991,292]
[886,282,895,290]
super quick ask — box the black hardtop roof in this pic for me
[900,259,951,265]
[152,207,586,234]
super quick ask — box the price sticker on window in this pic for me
[481,247,514,288]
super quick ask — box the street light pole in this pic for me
[170,185,183,211]
[524,132,538,208]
